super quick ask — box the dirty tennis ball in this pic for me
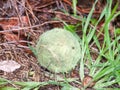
[36,28,81,73]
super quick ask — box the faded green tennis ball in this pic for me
[36,28,80,73]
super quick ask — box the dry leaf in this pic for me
[4,33,19,42]
[0,16,29,42]
[82,75,95,87]
[0,60,21,72]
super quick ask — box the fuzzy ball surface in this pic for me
[36,28,81,73]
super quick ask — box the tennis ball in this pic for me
[36,28,80,73]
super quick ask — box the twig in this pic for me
[0,21,62,34]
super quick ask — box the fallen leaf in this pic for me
[4,33,19,42]
[0,16,29,42]
[0,16,29,30]
[0,60,21,72]
[82,75,95,87]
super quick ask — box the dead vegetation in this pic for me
[0,0,120,89]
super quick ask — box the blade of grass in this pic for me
[72,0,77,16]
[85,7,107,72]
[96,1,119,39]
[90,0,119,80]
[94,79,116,89]
[80,0,98,81]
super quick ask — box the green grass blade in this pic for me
[80,0,98,81]
[94,79,116,89]
[72,0,77,16]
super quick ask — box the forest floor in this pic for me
[0,0,120,90]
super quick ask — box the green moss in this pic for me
[36,28,81,73]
